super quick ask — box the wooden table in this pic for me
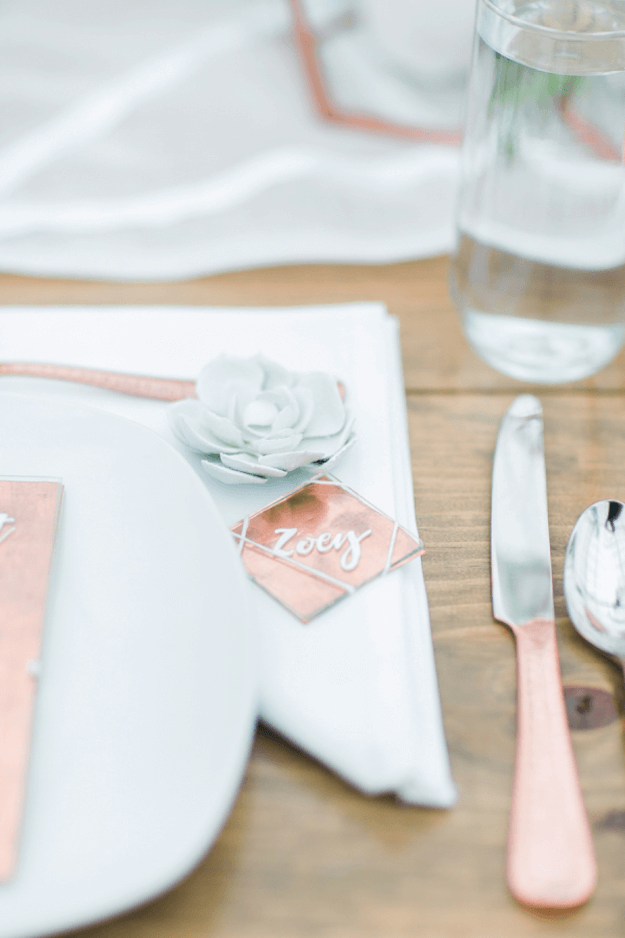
[3,257,625,938]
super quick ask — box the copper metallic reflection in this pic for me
[231,475,423,622]
[0,479,63,881]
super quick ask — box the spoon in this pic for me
[564,499,625,672]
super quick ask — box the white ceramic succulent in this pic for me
[169,354,356,484]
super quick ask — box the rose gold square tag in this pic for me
[231,474,424,622]
[0,478,63,881]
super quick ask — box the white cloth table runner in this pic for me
[0,0,463,281]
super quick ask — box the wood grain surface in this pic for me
[2,258,625,937]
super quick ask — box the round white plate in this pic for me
[0,394,257,938]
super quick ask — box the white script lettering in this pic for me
[341,529,372,571]
[272,527,372,571]
[273,527,298,558]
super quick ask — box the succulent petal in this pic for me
[196,356,264,414]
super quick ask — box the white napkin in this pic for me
[0,0,466,280]
[0,302,456,807]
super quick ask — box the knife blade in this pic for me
[491,394,596,908]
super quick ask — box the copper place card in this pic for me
[231,475,424,622]
[0,478,63,881]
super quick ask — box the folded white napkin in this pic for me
[0,0,465,280]
[0,302,456,806]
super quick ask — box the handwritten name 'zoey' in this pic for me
[273,526,372,572]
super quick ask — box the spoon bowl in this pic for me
[564,499,625,669]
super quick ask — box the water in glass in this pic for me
[450,0,625,382]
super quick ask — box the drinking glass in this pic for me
[449,0,625,383]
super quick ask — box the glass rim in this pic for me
[480,0,625,40]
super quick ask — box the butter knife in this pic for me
[491,394,596,908]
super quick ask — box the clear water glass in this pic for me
[449,0,625,383]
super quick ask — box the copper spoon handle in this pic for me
[507,618,596,908]
[0,363,196,401]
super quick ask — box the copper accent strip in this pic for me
[287,0,463,146]
[289,1,622,162]
[0,479,63,881]
[0,362,197,401]
[556,95,622,162]
[506,618,597,908]
[0,364,345,403]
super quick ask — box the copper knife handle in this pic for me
[0,363,197,401]
[507,618,597,908]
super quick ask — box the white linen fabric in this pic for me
[0,0,468,280]
[0,302,457,807]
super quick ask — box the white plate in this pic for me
[0,394,257,938]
